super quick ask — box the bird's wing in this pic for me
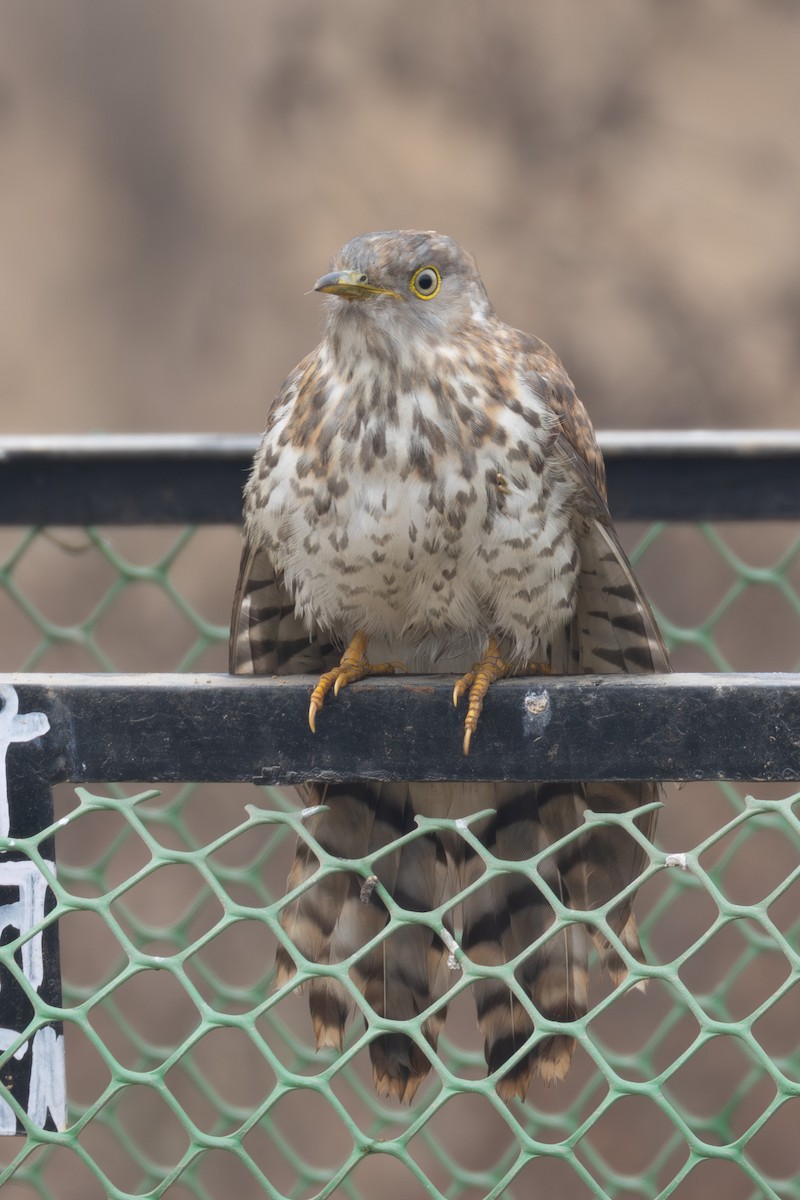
[518,329,669,676]
[517,336,669,979]
[554,431,670,674]
[229,540,337,676]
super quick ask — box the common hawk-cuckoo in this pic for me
[230,230,668,1102]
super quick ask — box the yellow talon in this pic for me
[453,645,555,753]
[452,671,475,708]
[453,638,513,755]
[308,630,406,732]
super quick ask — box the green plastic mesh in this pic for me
[0,521,798,1200]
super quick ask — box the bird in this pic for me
[230,230,669,1103]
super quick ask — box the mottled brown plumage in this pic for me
[230,230,669,1102]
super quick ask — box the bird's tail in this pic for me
[274,781,646,1103]
[275,781,455,1103]
[460,791,590,1101]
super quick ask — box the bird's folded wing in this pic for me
[229,541,336,675]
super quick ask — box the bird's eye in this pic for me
[409,265,441,300]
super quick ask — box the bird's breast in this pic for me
[247,377,580,664]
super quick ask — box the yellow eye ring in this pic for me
[409,264,441,300]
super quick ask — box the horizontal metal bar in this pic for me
[4,672,799,785]
[600,430,800,520]
[1,432,799,524]
[4,430,800,458]
[0,435,252,526]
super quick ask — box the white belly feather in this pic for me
[247,379,579,670]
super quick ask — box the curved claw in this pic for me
[462,673,492,755]
[308,664,355,731]
[453,638,512,755]
[308,670,340,732]
[308,630,407,733]
[452,671,475,708]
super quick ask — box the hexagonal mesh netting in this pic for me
[0,515,798,1200]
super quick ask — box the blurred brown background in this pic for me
[0,0,798,438]
[1,2,798,1199]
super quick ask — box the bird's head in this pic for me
[313,231,494,348]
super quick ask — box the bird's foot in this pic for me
[308,630,406,732]
[453,647,555,754]
[453,638,513,755]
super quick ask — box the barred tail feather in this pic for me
[462,792,589,1100]
[359,793,453,1101]
[275,783,384,1049]
[535,780,651,985]
[275,781,453,1100]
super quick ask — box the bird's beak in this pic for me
[313,269,402,301]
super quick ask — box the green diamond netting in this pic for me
[0,520,798,1199]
